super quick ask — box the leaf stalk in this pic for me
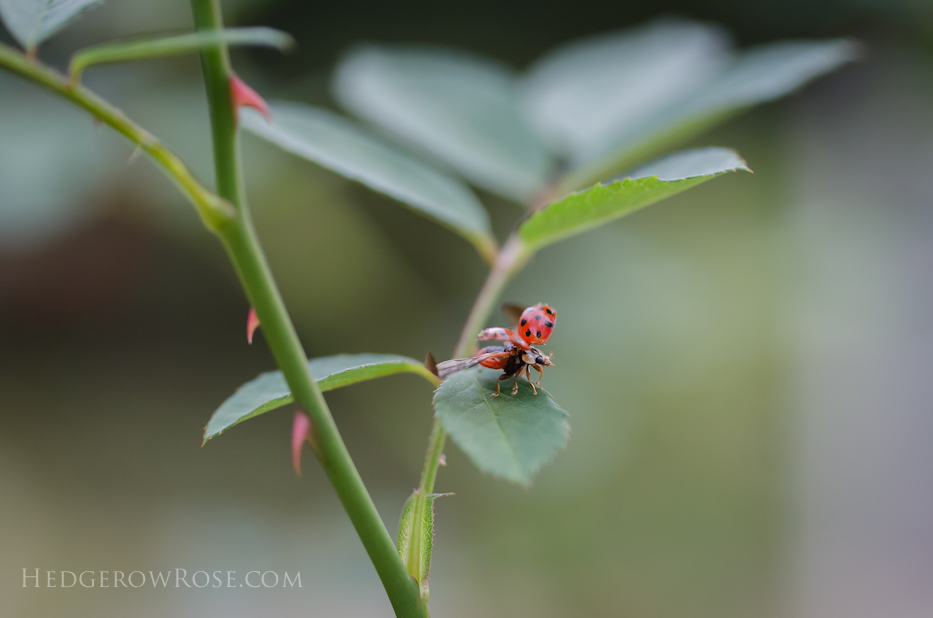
[412,231,530,559]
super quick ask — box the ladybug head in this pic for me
[517,303,556,345]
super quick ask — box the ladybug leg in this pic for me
[532,365,544,389]
[525,366,538,396]
[493,374,508,397]
[511,374,519,396]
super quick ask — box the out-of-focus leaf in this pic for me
[397,490,445,598]
[433,367,569,485]
[68,27,294,85]
[0,0,102,51]
[522,18,731,160]
[568,39,858,187]
[520,148,750,252]
[0,76,121,248]
[333,45,553,202]
[204,354,439,442]
[242,103,496,261]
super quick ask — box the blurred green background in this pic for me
[3,0,933,617]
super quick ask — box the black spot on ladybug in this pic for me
[520,319,527,326]
[544,308,554,315]
[534,314,542,320]
[536,331,542,338]
[544,321,553,328]
[525,329,532,337]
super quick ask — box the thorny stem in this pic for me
[188,1,422,616]
[0,42,233,230]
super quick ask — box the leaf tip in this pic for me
[246,307,260,344]
[231,74,272,122]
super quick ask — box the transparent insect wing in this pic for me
[517,304,556,345]
[435,350,511,378]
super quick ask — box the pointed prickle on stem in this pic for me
[424,352,439,377]
[246,308,260,344]
[292,411,311,477]
[230,74,271,122]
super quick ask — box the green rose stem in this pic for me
[188,1,422,616]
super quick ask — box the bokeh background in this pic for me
[3,0,933,616]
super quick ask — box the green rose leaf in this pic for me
[433,367,569,486]
[519,147,750,252]
[243,103,496,262]
[564,38,857,187]
[333,45,553,202]
[397,490,447,599]
[204,354,438,443]
[522,18,730,160]
[0,0,102,52]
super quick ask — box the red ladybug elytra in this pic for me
[516,303,556,345]
[435,303,556,396]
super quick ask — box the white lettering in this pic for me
[128,571,145,588]
[191,571,209,588]
[22,568,39,587]
[18,567,300,590]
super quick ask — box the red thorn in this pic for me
[247,307,260,344]
[230,74,271,122]
[292,411,311,477]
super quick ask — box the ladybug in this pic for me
[435,303,556,396]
